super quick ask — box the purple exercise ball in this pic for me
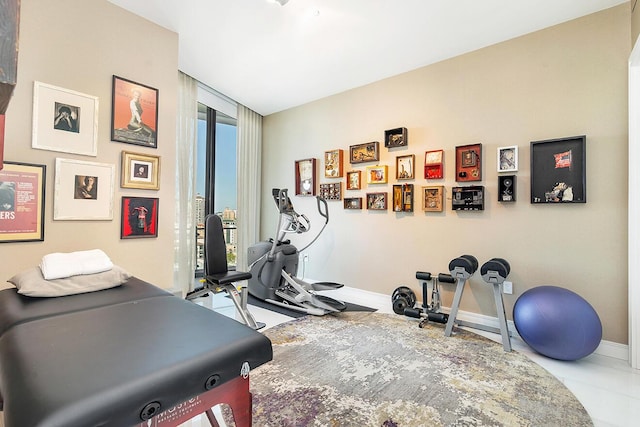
[513,285,602,361]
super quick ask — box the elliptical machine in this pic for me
[247,188,347,315]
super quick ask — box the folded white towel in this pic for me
[39,249,114,280]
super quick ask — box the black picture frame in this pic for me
[111,75,159,148]
[530,135,586,204]
[384,127,408,148]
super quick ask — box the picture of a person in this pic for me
[54,103,79,133]
[127,90,155,138]
[74,176,98,199]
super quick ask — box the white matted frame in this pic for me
[497,146,518,172]
[54,158,115,220]
[32,81,99,156]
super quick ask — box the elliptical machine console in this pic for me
[247,188,347,315]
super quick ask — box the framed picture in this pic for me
[425,149,444,179]
[455,143,482,182]
[366,192,388,210]
[531,135,586,204]
[0,161,46,243]
[54,158,115,220]
[111,75,158,148]
[366,165,388,184]
[32,81,98,156]
[350,141,380,164]
[497,146,518,172]
[324,149,344,178]
[344,197,362,210]
[498,175,516,202]
[295,158,316,196]
[121,151,160,190]
[346,171,361,190]
[396,154,415,180]
[319,183,342,200]
[121,196,159,238]
[384,127,408,148]
[392,184,413,212]
[423,186,444,212]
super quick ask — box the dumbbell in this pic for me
[448,254,478,279]
[480,258,511,284]
[391,286,417,315]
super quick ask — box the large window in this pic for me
[195,102,237,275]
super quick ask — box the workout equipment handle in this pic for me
[316,195,329,221]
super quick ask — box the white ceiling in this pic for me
[107,0,627,116]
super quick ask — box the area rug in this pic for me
[247,311,592,427]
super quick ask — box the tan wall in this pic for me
[262,5,630,343]
[1,0,178,289]
[632,0,640,44]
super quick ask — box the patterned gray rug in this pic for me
[248,311,592,426]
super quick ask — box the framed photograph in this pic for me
[324,149,344,178]
[346,171,361,190]
[295,158,316,196]
[497,146,518,172]
[531,135,586,204]
[455,143,482,182]
[366,165,388,184]
[384,127,408,148]
[319,183,342,200]
[111,75,158,148]
[54,158,115,220]
[498,175,516,202]
[423,186,444,212]
[0,161,46,243]
[392,184,413,212]
[344,197,362,210]
[350,141,380,164]
[121,196,159,238]
[32,81,98,156]
[425,149,444,179]
[121,151,160,190]
[366,192,388,210]
[396,154,415,180]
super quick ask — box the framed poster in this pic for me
[0,161,46,243]
[531,136,586,204]
[54,158,115,220]
[497,146,518,172]
[121,151,160,190]
[324,149,344,178]
[455,143,482,182]
[111,75,158,148]
[32,81,99,156]
[121,196,159,238]
[295,158,316,196]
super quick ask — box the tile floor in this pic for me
[185,286,640,427]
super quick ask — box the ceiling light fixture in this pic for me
[268,0,290,6]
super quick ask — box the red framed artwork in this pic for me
[121,196,159,239]
[111,75,158,148]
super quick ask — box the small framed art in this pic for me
[498,175,516,202]
[319,183,342,200]
[497,146,518,172]
[32,81,99,156]
[425,150,444,179]
[455,143,482,182]
[111,75,158,148]
[346,171,361,190]
[350,141,380,164]
[0,161,46,243]
[366,192,388,210]
[121,151,160,190]
[392,184,413,212]
[384,127,408,148]
[423,186,444,212]
[366,165,388,184]
[344,197,362,210]
[295,158,316,196]
[324,149,344,178]
[121,196,159,238]
[396,154,415,180]
[531,135,586,204]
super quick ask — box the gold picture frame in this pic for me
[121,151,160,190]
[366,165,388,184]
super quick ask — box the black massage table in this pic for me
[0,277,273,427]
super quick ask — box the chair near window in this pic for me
[187,214,264,329]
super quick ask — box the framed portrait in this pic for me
[32,81,98,156]
[366,192,388,210]
[349,141,380,164]
[366,165,388,184]
[423,186,444,212]
[54,158,115,220]
[295,158,316,196]
[0,161,46,243]
[121,196,159,238]
[324,149,344,178]
[319,183,342,200]
[497,146,518,172]
[425,149,444,179]
[111,75,158,148]
[384,127,408,148]
[346,171,361,190]
[392,184,413,212]
[531,135,586,204]
[121,151,160,190]
[344,197,362,210]
[455,143,482,182]
[396,154,415,180]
